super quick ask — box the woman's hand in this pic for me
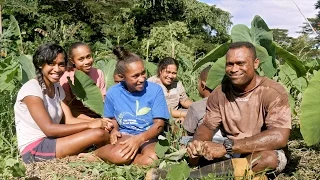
[87,118,108,129]
[110,130,122,145]
[119,135,144,160]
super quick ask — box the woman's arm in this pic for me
[170,109,187,118]
[61,100,93,124]
[23,96,106,137]
[180,98,193,108]
[137,118,165,142]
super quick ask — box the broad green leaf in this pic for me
[145,61,157,77]
[292,77,308,93]
[206,56,226,90]
[94,58,117,89]
[155,138,170,158]
[300,70,320,146]
[193,43,230,71]
[10,162,26,177]
[251,15,271,31]
[67,70,104,116]
[18,55,35,84]
[166,161,190,180]
[0,62,19,92]
[231,24,251,43]
[274,42,306,77]
[164,148,187,161]
[256,45,276,78]
[231,21,272,46]
[136,107,151,116]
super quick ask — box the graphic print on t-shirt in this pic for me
[116,100,152,133]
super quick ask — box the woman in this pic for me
[60,42,106,120]
[148,57,193,121]
[96,46,170,166]
[14,43,112,163]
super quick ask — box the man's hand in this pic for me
[187,140,204,158]
[202,141,227,160]
[119,135,144,160]
[110,130,122,145]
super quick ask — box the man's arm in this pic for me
[233,127,290,154]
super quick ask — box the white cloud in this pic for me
[200,0,318,37]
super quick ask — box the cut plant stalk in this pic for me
[145,158,267,180]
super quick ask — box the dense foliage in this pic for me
[0,0,319,179]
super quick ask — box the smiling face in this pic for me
[159,64,177,86]
[70,45,93,73]
[225,47,259,91]
[42,53,66,86]
[123,60,146,92]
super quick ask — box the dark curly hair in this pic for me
[33,43,67,90]
[156,57,179,77]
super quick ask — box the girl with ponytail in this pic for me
[14,43,112,163]
[96,46,170,165]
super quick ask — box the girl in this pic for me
[14,43,111,163]
[148,57,193,121]
[96,46,170,165]
[60,42,106,120]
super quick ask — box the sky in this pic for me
[200,0,319,37]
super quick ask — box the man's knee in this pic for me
[247,151,278,172]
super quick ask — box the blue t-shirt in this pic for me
[104,81,170,135]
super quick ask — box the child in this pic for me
[148,57,193,121]
[14,43,112,163]
[60,42,106,120]
[96,46,170,165]
[180,66,224,145]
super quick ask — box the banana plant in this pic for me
[193,15,306,90]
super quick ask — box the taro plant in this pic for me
[299,70,320,146]
[193,15,306,91]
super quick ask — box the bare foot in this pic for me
[77,153,101,162]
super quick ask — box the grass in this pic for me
[0,90,319,180]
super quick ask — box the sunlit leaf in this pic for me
[164,148,187,161]
[193,43,230,71]
[300,70,320,146]
[206,56,226,90]
[68,70,104,116]
[274,42,306,77]
[166,161,190,180]
[155,138,169,158]
[18,55,35,84]
[94,58,117,89]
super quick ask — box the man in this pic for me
[180,66,224,145]
[187,42,291,175]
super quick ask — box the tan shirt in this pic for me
[148,75,188,110]
[203,76,292,140]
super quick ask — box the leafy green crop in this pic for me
[67,70,104,116]
[300,70,320,146]
[194,15,306,91]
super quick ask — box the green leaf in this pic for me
[18,55,35,84]
[300,70,320,146]
[256,45,276,78]
[193,43,230,71]
[166,161,190,180]
[145,61,157,77]
[231,22,272,46]
[136,107,151,116]
[10,162,26,177]
[68,70,104,116]
[94,58,117,90]
[274,42,306,77]
[251,15,271,31]
[206,56,226,90]
[164,148,187,161]
[155,138,170,158]
[292,77,308,93]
